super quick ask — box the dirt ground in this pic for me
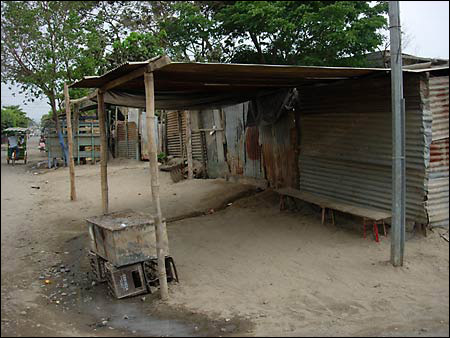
[1,137,449,337]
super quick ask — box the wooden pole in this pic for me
[64,83,76,201]
[97,91,109,214]
[186,111,193,179]
[73,103,80,165]
[144,71,169,300]
[213,109,225,163]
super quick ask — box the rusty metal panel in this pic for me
[224,104,245,176]
[259,111,298,188]
[166,111,207,165]
[426,75,449,227]
[429,76,449,141]
[117,121,138,159]
[86,211,157,267]
[298,74,428,223]
[427,139,449,227]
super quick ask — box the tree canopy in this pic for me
[1,105,31,133]
[1,0,390,117]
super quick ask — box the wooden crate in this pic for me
[88,250,107,283]
[105,262,148,299]
[86,210,158,267]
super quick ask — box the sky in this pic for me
[1,1,449,123]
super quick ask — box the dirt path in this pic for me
[1,137,449,337]
[1,137,256,337]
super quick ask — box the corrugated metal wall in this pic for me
[259,112,297,188]
[426,75,449,227]
[220,103,296,186]
[166,111,207,164]
[116,121,138,159]
[298,74,429,223]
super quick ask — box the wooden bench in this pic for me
[275,187,391,242]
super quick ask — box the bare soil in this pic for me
[1,137,449,337]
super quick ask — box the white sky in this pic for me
[1,1,449,123]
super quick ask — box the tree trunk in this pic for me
[249,32,266,64]
[64,83,76,201]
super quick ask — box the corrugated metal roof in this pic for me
[70,59,389,90]
[69,56,448,109]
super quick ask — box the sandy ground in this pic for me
[1,137,449,337]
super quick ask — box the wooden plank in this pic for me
[276,187,391,221]
[213,109,225,163]
[186,111,193,179]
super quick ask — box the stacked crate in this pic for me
[86,210,177,299]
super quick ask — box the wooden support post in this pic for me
[144,71,169,300]
[64,83,76,201]
[213,109,225,163]
[186,111,193,179]
[98,91,109,214]
[73,103,80,165]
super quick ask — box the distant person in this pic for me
[8,134,20,159]
[39,136,46,152]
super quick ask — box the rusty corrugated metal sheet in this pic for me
[116,121,138,159]
[429,76,449,141]
[166,111,207,165]
[298,74,429,223]
[224,104,245,176]
[426,75,449,228]
[259,112,297,188]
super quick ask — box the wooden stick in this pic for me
[186,111,193,179]
[97,91,109,214]
[144,71,169,301]
[213,109,225,163]
[64,83,77,201]
[73,103,79,165]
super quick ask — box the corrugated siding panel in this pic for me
[166,111,207,164]
[429,76,449,141]
[299,74,428,223]
[426,75,449,228]
[223,103,265,179]
[259,112,297,188]
[117,121,138,159]
[224,104,245,176]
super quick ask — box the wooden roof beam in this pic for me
[99,55,171,93]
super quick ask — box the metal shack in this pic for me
[200,66,449,229]
[70,57,448,231]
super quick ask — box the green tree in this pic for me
[107,1,388,66]
[1,105,31,132]
[213,1,389,66]
[105,32,167,68]
[1,1,103,126]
